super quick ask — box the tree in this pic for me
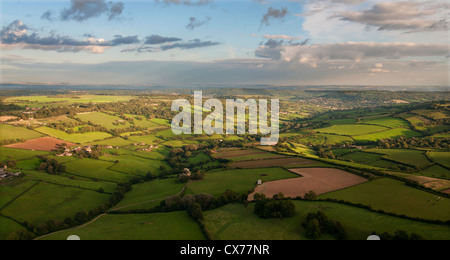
[188,202,203,221]
[303,190,317,201]
[305,219,321,239]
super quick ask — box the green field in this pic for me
[428,152,450,168]
[4,95,136,107]
[0,147,49,161]
[113,178,185,211]
[1,182,110,225]
[187,168,298,196]
[107,155,171,177]
[87,137,133,147]
[64,158,131,182]
[0,179,38,209]
[76,112,132,130]
[353,128,421,142]
[367,149,433,168]
[361,117,410,128]
[419,165,450,179]
[34,127,112,144]
[340,152,401,169]
[204,202,450,240]
[319,178,450,221]
[316,124,388,136]
[22,170,117,193]
[0,124,42,141]
[0,216,24,240]
[40,211,205,240]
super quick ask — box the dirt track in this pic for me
[248,168,368,200]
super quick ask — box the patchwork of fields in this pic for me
[1,94,449,240]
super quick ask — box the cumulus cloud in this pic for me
[186,17,211,30]
[0,20,137,53]
[335,1,449,32]
[263,34,302,40]
[261,7,288,27]
[59,0,124,22]
[41,10,55,21]
[255,41,449,68]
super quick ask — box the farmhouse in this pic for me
[0,166,22,180]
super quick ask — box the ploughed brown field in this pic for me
[230,157,314,169]
[0,116,19,122]
[248,168,368,200]
[4,137,76,151]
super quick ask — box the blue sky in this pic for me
[0,0,449,86]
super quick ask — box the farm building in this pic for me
[0,166,22,180]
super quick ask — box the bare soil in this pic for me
[230,157,314,169]
[248,168,368,200]
[4,137,77,151]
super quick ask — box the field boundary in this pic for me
[0,181,40,212]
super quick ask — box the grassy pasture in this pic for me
[34,127,112,144]
[428,152,450,168]
[187,168,298,196]
[353,128,421,142]
[0,216,25,240]
[0,147,49,161]
[419,165,450,180]
[0,179,37,209]
[21,170,117,193]
[0,124,42,141]
[112,178,185,211]
[107,155,171,177]
[339,152,401,169]
[367,149,433,168]
[64,158,130,182]
[76,112,132,130]
[87,137,133,147]
[203,202,450,240]
[3,95,135,107]
[316,124,388,136]
[319,178,450,221]
[361,117,410,128]
[1,182,110,225]
[40,211,205,240]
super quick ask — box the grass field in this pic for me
[76,112,132,130]
[316,124,388,136]
[296,134,354,145]
[0,124,42,141]
[64,158,131,182]
[361,117,410,128]
[0,179,38,209]
[319,178,450,221]
[0,147,49,161]
[107,155,171,177]
[340,152,401,169]
[22,170,117,193]
[40,211,205,240]
[419,165,450,180]
[34,127,112,144]
[112,178,185,211]
[187,168,298,196]
[428,152,450,168]
[3,95,136,107]
[87,137,133,147]
[1,182,110,225]
[0,216,24,240]
[353,128,421,142]
[367,149,433,168]
[203,202,450,240]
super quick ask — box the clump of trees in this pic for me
[36,156,66,175]
[253,193,295,219]
[302,211,346,240]
[370,230,424,240]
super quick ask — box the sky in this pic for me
[0,0,449,87]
